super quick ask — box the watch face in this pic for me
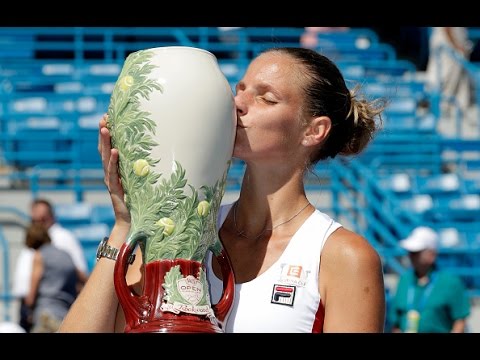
[96,237,108,260]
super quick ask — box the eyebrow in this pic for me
[258,82,283,99]
[236,81,282,98]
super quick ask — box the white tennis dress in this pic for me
[207,203,342,333]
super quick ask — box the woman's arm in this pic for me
[59,115,138,333]
[25,251,43,308]
[320,228,386,332]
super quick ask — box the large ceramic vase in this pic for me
[108,46,236,333]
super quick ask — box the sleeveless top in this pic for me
[207,203,342,333]
[33,244,78,322]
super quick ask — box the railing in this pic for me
[0,207,29,321]
[0,27,303,65]
[0,226,13,321]
[329,158,412,274]
[329,158,480,300]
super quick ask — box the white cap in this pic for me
[399,226,438,252]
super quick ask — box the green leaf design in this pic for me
[108,49,231,264]
[162,265,182,304]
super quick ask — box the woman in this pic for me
[24,224,79,333]
[426,27,475,122]
[60,47,386,333]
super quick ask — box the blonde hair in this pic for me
[341,85,385,157]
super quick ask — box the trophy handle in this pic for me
[114,232,152,327]
[211,249,235,326]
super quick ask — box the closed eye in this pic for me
[262,98,277,105]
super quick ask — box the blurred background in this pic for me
[0,26,479,332]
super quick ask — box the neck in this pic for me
[415,266,434,282]
[233,163,312,239]
[232,196,312,241]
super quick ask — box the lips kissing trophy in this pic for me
[107,47,236,333]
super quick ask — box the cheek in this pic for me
[232,127,269,156]
[233,108,303,155]
[233,128,293,160]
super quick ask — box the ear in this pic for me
[302,116,331,146]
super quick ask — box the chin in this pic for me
[232,147,247,161]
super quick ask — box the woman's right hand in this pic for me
[98,114,131,227]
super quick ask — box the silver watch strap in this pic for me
[98,239,136,265]
[99,243,119,261]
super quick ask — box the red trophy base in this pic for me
[124,315,222,333]
[114,242,234,333]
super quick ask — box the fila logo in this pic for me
[271,284,296,306]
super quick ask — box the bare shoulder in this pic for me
[320,227,386,332]
[321,227,383,279]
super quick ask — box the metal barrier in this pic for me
[0,207,29,321]
[0,226,13,321]
[329,158,414,274]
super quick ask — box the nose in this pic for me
[234,91,248,116]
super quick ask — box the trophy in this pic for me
[108,47,236,333]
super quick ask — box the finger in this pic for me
[100,127,112,170]
[98,113,108,154]
[108,148,122,194]
[100,113,108,127]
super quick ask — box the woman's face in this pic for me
[233,52,308,163]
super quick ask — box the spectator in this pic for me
[300,27,350,49]
[425,27,475,124]
[24,224,80,333]
[12,198,88,332]
[217,27,244,60]
[389,226,471,333]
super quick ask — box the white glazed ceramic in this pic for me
[107,46,236,263]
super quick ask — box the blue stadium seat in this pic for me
[91,204,115,229]
[54,202,92,227]
[2,114,76,168]
[399,194,434,215]
[415,173,462,196]
[69,223,110,273]
[378,173,413,200]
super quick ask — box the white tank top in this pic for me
[207,203,342,333]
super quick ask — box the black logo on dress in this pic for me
[271,284,296,306]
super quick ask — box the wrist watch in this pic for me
[96,237,135,264]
